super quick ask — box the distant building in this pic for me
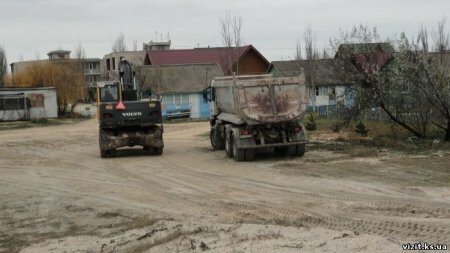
[143,40,171,51]
[144,45,270,75]
[335,42,394,77]
[102,51,146,81]
[82,58,101,102]
[47,50,71,60]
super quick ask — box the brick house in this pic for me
[144,45,269,75]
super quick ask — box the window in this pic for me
[106,59,111,71]
[181,94,189,104]
[100,86,118,102]
[112,58,116,70]
[1,98,25,110]
[164,95,174,105]
[314,86,335,96]
[161,96,167,105]
[174,94,181,105]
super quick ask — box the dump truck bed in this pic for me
[212,75,307,125]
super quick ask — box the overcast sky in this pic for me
[0,0,448,64]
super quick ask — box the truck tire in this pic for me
[100,149,116,158]
[232,135,245,162]
[109,149,117,157]
[100,149,107,158]
[274,146,289,156]
[287,146,297,156]
[296,144,305,156]
[154,147,163,155]
[225,131,233,158]
[210,128,225,150]
[245,149,255,161]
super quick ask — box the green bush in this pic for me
[31,118,49,124]
[355,120,369,137]
[331,122,341,132]
[305,113,317,131]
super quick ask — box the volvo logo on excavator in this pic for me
[122,112,142,117]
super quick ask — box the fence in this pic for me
[306,105,389,121]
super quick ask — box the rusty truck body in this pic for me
[204,74,308,161]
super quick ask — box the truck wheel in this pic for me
[154,147,163,155]
[100,149,107,158]
[225,131,233,158]
[274,147,289,156]
[232,135,245,162]
[245,149,255,161]
[210,128,225,150]
[287,146,297,156]
[296,144,305,156]
[109,149,117,157]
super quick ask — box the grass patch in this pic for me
[305,116,450,153]
[0,117,89,131]
[163,118,208,124]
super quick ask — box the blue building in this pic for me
[136,63,224,120]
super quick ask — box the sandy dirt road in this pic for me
[0,119,449,252]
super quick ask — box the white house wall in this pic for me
[0,88,58,119]
[189,94,200,118]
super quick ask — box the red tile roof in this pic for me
[145,45,266,72]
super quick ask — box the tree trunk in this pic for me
[379,103,425,138]
[445,120,450,142]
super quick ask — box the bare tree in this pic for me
[0,46,6,88]
[303,25,320,111]
[73,42,86,59]
[10,61,85,115]
[295,40,303,60]
[219,11,243,74]
[304,25,319,60]
[220,11,233,48]
[329,25,388,126]
[421,17,450,141]
[232,15,243,74]
[112,32,127,53]
[417,24,429,52]
[374,38,433,138]
[432,17,450,52]
[133,39,138,51]
[136,66,164,96]
[220,11,234,74]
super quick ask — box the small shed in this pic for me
[0,87,58,121]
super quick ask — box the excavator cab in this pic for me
[97,81,119,103]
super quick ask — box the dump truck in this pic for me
[203,74,308,161]
[97,58,164,158]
